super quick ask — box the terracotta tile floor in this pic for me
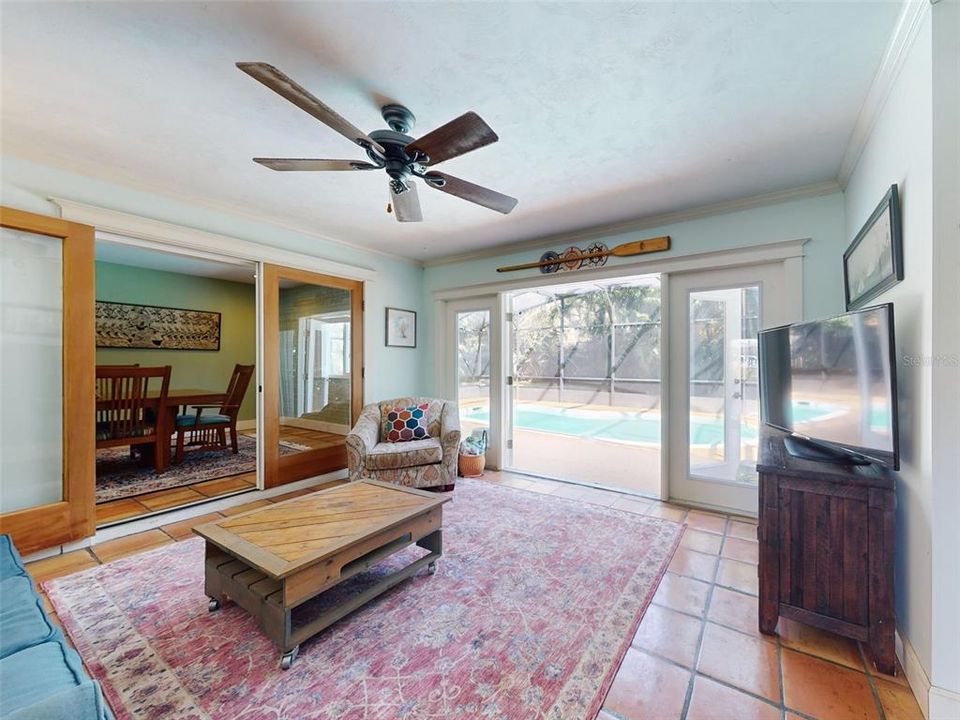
[27,470,923,720]
[479,471,924,720]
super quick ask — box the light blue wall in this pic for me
[420,192,847,395]
[843,11,935,682]
[0,155,426,403]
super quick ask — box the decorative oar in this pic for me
[496,236,671,273]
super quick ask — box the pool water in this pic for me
[464,402,838,446]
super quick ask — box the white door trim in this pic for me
[667,261,801,514]
[432,239,807,300]
[444,296,502,469]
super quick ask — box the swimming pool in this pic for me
[463,402,839,446]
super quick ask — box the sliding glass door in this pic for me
[263,265,363,488]
[0,208,96,554]
[505,276,663,496]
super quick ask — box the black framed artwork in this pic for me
[843,184,903,310]
[385,307,417,348]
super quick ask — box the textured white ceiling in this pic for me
[1,2,900,261]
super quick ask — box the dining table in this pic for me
[96,387,226,473]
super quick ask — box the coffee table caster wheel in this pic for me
[427,561,437,575]
[280,645,299,670]
[208,597,220,612]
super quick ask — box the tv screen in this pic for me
[759,303,898,469]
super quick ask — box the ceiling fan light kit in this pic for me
[237,62,517,223]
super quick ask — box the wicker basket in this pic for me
[458,453,486,478]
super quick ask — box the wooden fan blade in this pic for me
[405,112,498,166]
[391,181,423,222]
[253,158,380,171]
[237,62,385,155]
[423,172,517,214]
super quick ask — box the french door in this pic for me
[0,207,96,553]
[262,264,363,488]
[667,263,795,514]
[445,296,502,468]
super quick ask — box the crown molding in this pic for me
[3,148,418,266]
[837,0,931,187]
[423,180,839,268]
[50,197,379,282]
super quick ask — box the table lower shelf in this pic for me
[203,527,442,668]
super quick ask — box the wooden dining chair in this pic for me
[95,365,171,472]
[96,364,141,458]
[174,364,254,464]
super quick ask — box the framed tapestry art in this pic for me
[95,301,221,350]
[843,184,903,310]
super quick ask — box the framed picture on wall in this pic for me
[385,307,417,348]
[95,300,221,350]
[843,184,903,310]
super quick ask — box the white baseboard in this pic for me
[898,628,931,719]
[23,545,66,563]
[930,685,960,720]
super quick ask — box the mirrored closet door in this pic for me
[262,264,363,488]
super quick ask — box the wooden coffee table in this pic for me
[193,480,449,669]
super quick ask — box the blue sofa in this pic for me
[0,535,112,720]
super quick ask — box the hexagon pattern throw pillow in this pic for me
[383,403,431,443]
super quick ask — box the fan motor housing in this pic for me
[380,104,416,134]
[368,128,418,184]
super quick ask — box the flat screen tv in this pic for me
[758,303,899,469]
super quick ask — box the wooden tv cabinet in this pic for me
[757,427,897,674]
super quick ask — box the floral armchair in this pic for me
[346,397,460,490]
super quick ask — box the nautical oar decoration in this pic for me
[496,236,671,274]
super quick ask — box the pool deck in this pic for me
[510,427,663,496]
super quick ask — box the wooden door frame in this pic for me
[0,207,96,554]
[262,264,363,488]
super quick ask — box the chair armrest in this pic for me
[346,404,380,482]
[440,402,461,455]
[347,408,379,452]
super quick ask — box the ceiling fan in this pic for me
[237,62,518,223]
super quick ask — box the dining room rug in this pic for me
[95,435,309,504]
[47,478,683,720]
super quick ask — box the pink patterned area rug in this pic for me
[46,479,683,720]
